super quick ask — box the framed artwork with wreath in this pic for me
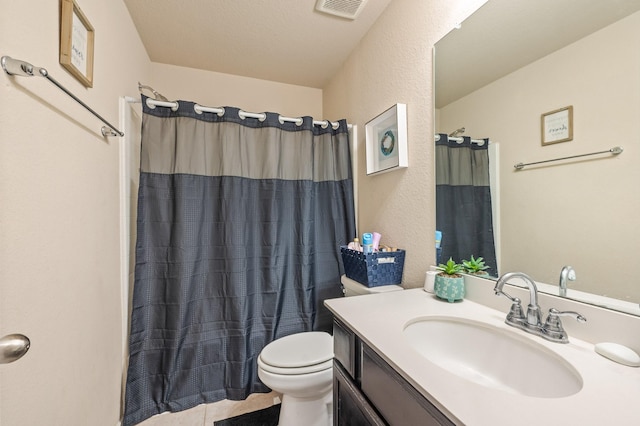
[365,103,408,175]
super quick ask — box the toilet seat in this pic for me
[258,331,333,375]
[258,356,333,375]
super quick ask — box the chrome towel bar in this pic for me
[1,55,123,137]
[514,146,623,170]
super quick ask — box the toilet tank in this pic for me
[341,275,403,297]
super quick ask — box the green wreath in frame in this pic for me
[379,129,395,156]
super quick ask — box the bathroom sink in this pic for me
[403,316,583,398]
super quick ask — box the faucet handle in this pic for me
[548,308,587,323]
[506,298,525,324]
[543,308,587,343]
[494,290,525,324]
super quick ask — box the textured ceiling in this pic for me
[123,0,394,88]
[124,0,640,102]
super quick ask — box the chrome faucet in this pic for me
[558,266,576,297]
[494,272,542,327]
[494,271,586,343]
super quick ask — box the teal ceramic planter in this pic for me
[434,274,465,303]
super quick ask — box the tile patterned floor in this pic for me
[137,391,281,426]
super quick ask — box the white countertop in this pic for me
[325,288,640,425]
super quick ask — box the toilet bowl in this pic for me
[258,331,334,426]
[257,276,404,426]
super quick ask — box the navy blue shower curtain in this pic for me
[122,96,355,425]
[436,134,497,275]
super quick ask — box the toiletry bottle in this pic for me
[362,233,373,254]
[372,232,381,251]
[435,230,443,265]
[348,237,362,251]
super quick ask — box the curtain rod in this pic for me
[1,56,124,137]
[129,96,351,130]
[514,146,623,170]
[435,134,488,145]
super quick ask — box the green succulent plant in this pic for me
[462,255,489,274]
[438,257,463,277]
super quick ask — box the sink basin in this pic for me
[403,316,583,398]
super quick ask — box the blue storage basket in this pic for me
[340,246,405,287]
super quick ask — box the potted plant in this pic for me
[462,255,490,276]
[434,257,465,303]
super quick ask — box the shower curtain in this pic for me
[436,134,497,275]
[122,96,355,426]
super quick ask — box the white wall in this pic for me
[0,0,150,424]
[438,11,640,300]
[323,0,488,287]
[150,62,323,118]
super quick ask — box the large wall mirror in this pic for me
[434,0,640,315]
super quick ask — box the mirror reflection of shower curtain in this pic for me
[436,134,497,275]
[122,96,355,426]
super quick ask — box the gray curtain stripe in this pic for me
[435,138,491,186]
[140,102,351,182]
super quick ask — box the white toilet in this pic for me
[340,275,404,297]
[257,275,403,426]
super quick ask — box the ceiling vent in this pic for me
[315,0,369,20]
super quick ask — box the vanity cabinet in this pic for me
[334,361,386,426]
[333,318,455,426]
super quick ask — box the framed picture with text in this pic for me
[541,105,573,145]
[59,0,94,87]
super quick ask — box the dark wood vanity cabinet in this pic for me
[334,361,386,426]
[333,318,385,425]
[333,318,455,426]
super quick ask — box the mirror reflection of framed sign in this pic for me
[59,0,94,87]
[541,105,573,145]
[365,103,408,175]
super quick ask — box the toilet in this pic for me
[340,274,404,297]
[257,275,403,426]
